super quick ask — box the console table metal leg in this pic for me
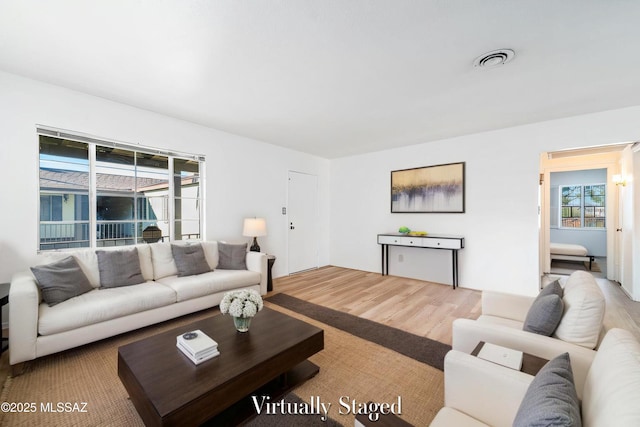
[385,245,389,275]
[452,250,458,290]
[381,244,389,276]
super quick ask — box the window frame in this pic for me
[37,127,205,252]
[558,183,606,230]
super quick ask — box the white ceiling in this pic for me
[1,1,640,159]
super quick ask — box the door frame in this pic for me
[539,149,623,281]
[286,170,319,275]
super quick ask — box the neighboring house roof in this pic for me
[40,168,168,193]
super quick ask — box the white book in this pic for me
[177,341,220,365]
[177,341,219,359]
[477,342,523,370]
[176,330,218,358]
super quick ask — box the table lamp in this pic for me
[243,218,267,252]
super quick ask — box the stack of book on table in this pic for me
[176,329,219,365]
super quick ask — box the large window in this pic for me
[560,184,605,229]
[38,129,204,251]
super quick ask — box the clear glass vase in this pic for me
[233,316,252,332]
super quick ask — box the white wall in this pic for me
[330,107,640,296]
[3,69,640,301]
[0,71,330,285]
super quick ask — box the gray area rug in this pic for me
[266,293,451,371]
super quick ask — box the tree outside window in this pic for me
[560,184,605,229]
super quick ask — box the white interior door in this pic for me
[288,171,318,274]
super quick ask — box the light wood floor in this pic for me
[272,266,640,344]
[270,266,482,345]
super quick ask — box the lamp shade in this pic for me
[243,218,267,237]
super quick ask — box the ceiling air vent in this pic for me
[473,49,515,68]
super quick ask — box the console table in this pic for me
[377,233,465,289]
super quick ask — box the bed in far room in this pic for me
[550,242,595,270]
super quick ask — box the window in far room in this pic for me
[560,184,605,229]
[37,129,204,251]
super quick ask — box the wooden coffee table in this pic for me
[118,307,324,426]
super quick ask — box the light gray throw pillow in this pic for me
[97,248,145,288]
[30,256,94,306]
[171,244,211,277]
[513,353,582,427]
[217,242,247,270]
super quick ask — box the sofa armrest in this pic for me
[482,291,535,323]
[443,350,533,427]
[452,318,596,399]
[9,272,41,365]
[245,251,268,295]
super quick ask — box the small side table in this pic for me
[471,341,548,376]
[0,282,10,354]
[266,255,276,292]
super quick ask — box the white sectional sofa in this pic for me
[9,241,267,370]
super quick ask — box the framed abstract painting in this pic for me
[391,162,465,213]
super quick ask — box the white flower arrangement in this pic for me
[219,289,264,318]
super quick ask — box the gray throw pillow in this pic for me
[513,353,582,427]
[30,256,94,306]
[97,248,145,288]
[523,294,564,336]
[171,244,211,277]
[539,279,563,298]
[217,242,247,270]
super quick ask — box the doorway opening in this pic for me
[539,143,631,285]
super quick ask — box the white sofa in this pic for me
[452,271,606,397]
[430,328,640,426]
[9,241,267,370]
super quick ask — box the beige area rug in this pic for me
[0,303,444,426]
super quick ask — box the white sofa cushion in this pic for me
[553,271,605,349]
[582,328,640,426]
[476,315,523,330]
[201,241,219,269]
[38,281,176,335]
[150,242,179,279]
[157,270,261,302]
